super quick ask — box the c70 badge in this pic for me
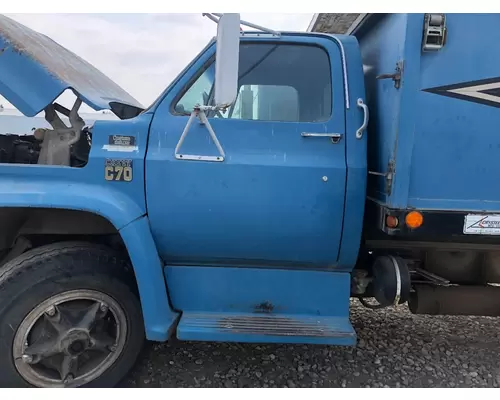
[105,159,133,182]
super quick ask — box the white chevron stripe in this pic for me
[448,82,500,104]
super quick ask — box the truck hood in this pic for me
[0,15,144,119]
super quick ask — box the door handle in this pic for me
[301,132,343,144]
[356,98,369,139]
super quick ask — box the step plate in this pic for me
[177,312,356,345]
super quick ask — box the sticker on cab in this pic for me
[105,159,133,182]
[102,135,138,152]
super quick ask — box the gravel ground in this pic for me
[121,300,500,388]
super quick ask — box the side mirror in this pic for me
[214,13,240,108]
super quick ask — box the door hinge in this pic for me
[376,61,403,89]
[422,13,447,52]
[368,159,395,195]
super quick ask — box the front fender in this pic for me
[0,178,180,341]
[120,216,180,341]
[0,178,143,229]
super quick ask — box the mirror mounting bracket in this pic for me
[203,13,280,37]
[174,105,226,162]
[174,13,242,163]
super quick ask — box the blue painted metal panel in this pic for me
[337,34,368,269]
[0,15,143,117]
[120,217,179,341]
[409,14,500,211]
[0,178,143,230]
[358,13,500,212]
[388,15,421,210]
[167,266,354,344]
[355,14,408,207]
[165,266,351,316]
[146,34,348,269]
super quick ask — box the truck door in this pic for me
[146,37,347,269]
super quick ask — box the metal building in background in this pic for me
[307,13,368,34]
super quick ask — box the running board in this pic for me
[177,312,356,345]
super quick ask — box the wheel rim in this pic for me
[12,289,128,388]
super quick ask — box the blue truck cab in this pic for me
[0,13,498,387]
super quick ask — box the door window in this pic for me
[173,43,332,123]
[174,66,215,115]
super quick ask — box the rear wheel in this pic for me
[0,242,145,387]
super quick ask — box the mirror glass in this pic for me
[214,13,240,108]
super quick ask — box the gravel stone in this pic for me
[121,300,500,388]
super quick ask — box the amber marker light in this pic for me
[405,211,423,229]
[385,215,399,229]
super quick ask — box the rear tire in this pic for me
[0,241,145,388]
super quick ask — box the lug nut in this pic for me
[22,354,33,364]
[46,306,56,317]
[64,373,74,384]
[109,345,117,352]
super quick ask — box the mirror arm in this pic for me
[202,13,220,24]
[175,104,226,163]
[209,13,280,36]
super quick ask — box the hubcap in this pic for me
[68,339,87,356]
[13,290,127,388]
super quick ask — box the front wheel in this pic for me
[0,242,145,388]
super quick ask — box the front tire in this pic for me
[0,242,145,388]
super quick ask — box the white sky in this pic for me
[0,13,313,113]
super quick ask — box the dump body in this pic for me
[356,14,500,214]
